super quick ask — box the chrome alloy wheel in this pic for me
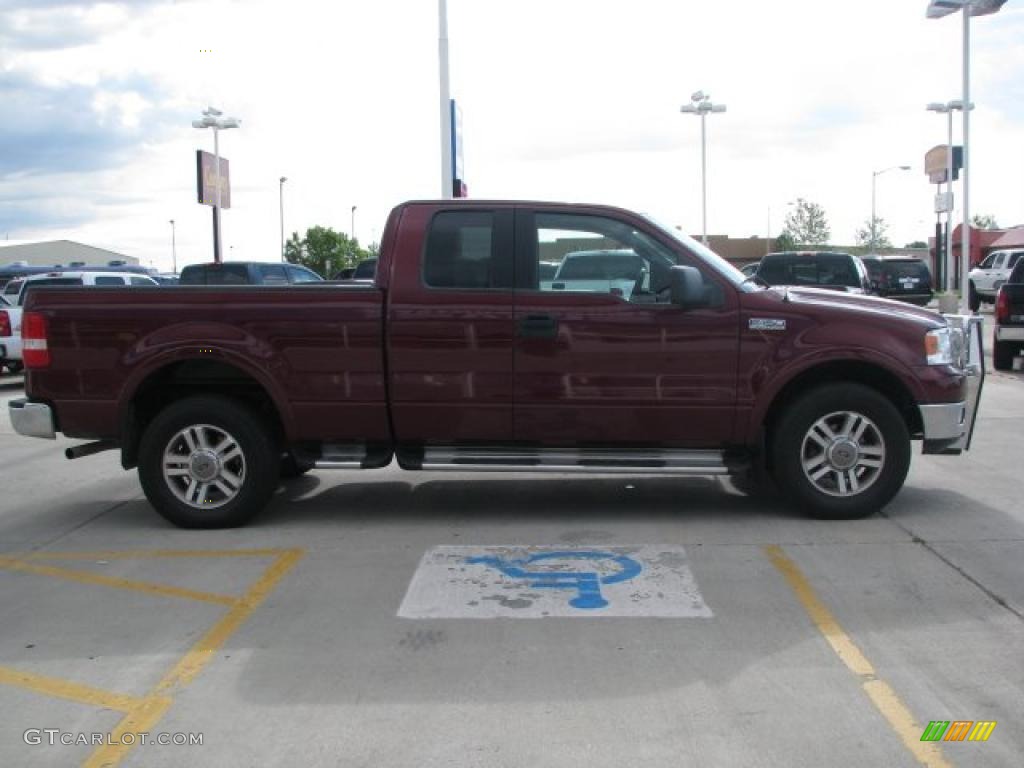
[162,424,246,509]
[800,411,886,497]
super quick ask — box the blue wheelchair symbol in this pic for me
[466,550,643,609]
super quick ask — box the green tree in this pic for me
[772,231,797,252]
[971,214,999,230]
[904,240,928,249]
[284,226,369,277]
[781,198,830,246]
[855,215,892,251]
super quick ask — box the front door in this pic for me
[513,208,739,448]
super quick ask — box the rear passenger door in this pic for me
[387,207,515,444]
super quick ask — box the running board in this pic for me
[414,447,737,475]
[310,443,392,469]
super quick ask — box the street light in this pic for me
[926,100,972,292]
[680,91,726,246]
[192,106,241,263]
[279,177,287,262]
[870,165,910,251]
[168,219,177,274]
[926,0,1008,313]
[351,205,357,242]
[438,0,452,199]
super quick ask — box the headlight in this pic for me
[925,327,962,366]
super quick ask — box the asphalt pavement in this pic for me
[0,350,1022,768]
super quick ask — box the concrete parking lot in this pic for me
[1,330,1022,767]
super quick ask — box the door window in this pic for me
[286,265,321,283]
[423,211,507,289]
[991,253,1006,270]
[528,213,687,304]
[258,264,289,284]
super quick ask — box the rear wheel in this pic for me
[138,396,279,528]
[993,337,1017,371]
[771,384,910,519]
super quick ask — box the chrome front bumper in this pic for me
[8,399,56,439]
[921,314,985,454]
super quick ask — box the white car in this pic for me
[550,249,649,300]
[1,271,157,374]
[968,249,1024,311]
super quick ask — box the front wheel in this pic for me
[771,384,910,520]
[138,396,280,528]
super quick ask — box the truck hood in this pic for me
[777,286,945,329]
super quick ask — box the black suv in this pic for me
[860,255,933,306]
[756,251,871,293]
[179,262,323,285]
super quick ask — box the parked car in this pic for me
[9,200,982,528]
[968,249,1024,311]
[179,262,323,285]
[756,251,872,293]
[1,271,158,374]
[860,255,934,306]
[352,258,377,280]
[993,257,1024,370]
[0,261,154,290]
[551,249,649,300]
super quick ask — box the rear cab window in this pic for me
[423,210,511,289]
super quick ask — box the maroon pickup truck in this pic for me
[9,201,985,528]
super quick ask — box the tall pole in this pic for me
[169,219,177,274]
[438,0,453,199]
[960,8,971,314]
[700,112,708,246]
[945,110,954,293]
[213,127,222,263]
[351,205,357,241]
[871,173,877,248]
[279,177,286,262]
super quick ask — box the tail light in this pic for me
[22,311,50,368]
[995,287,1010,323]
[0,310,10,338]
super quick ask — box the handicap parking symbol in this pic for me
[466,550,642,609]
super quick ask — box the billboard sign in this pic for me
[196,150,231,208]
[925,144,962,184]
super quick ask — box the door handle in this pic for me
[518,314,559,339]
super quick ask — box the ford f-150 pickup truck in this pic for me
[8,200,985,528]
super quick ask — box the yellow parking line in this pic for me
[764,545,953,768]
[0,557,239,606]
[0,665,144,714]
[153,548,305,694]
[21,548,290,561]
[82,696,173,768]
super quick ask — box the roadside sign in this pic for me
[925,145,962,184]
[196,150,231,208]
[398,545,713,619]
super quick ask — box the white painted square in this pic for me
[398,545,713,619]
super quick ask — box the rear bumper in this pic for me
[995,326,1024,342]
[8,399,56,439]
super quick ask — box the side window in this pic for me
[94,276,126,285]
[424,211,500,289]
[130,277,153,286]
[991,253,1006,270]
[258,265,288,285]
[286,265,320,283]
[1007,253,1022,269]
[531,213,684,304]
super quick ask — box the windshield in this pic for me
[641,215,750,289]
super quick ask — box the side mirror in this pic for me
[669,265,707,308]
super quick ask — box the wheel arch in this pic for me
[120,356,290,469]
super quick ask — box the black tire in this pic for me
[137,396,280,528]
[993,337,1017,371]
[968,282,980,313]
[280,452,315,479]
[771,383,910,520]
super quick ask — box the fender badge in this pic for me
[749,318,786,331]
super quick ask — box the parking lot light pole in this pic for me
[870,165,910,250]
[279,177,287,262]
[926,0,1007,313]
[926,100,971,292]
[351,205,357,242]
[192,107,241,263]
[680,91,726,246]
[168,219,177,274]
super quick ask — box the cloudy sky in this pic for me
[1,0,1022,271]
